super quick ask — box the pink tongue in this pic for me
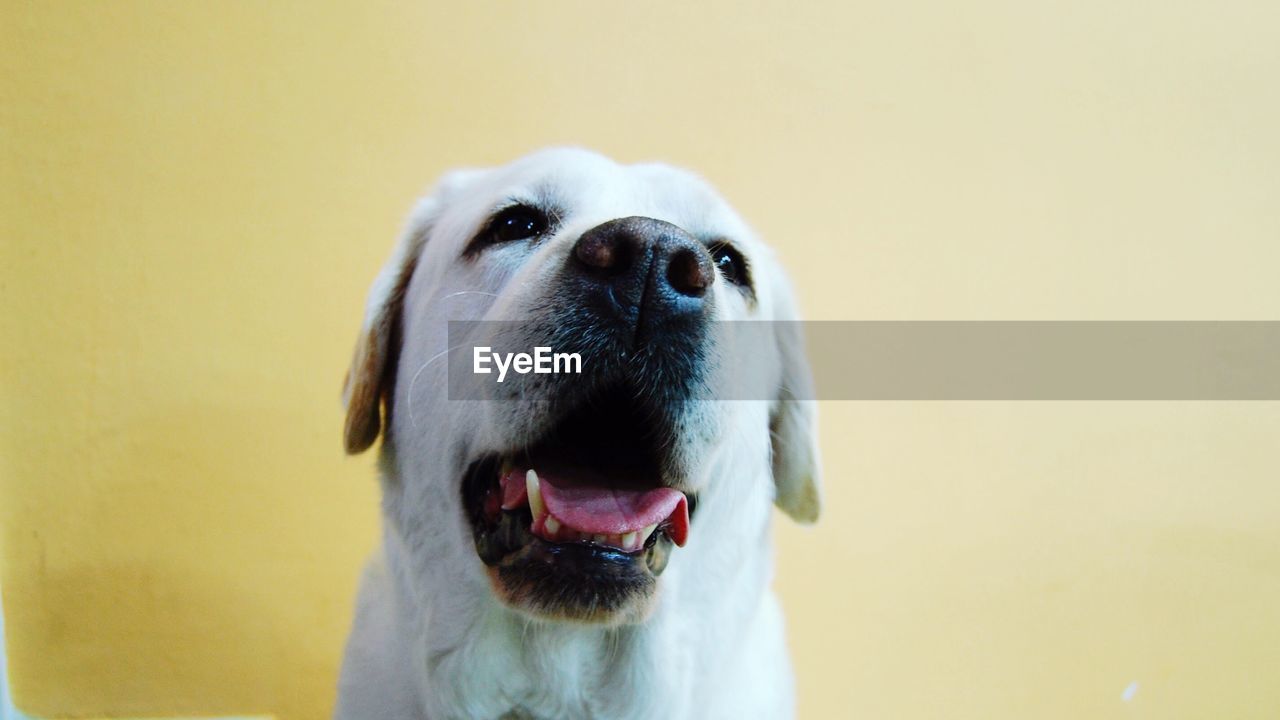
[500,468,688,543]
[542,480,684,536]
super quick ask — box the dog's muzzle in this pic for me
[460,217,717,622]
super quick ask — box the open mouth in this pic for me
[499,464,688,553]
[462,384,695,618]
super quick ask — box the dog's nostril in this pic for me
[575,232,625,272]
[666,247,714,297]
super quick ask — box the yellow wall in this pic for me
[3,2,1279,719]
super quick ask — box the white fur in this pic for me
[335,149,818,720]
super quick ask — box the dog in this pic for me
[334,148,820,720]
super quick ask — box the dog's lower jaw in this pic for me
[483,565,659,626]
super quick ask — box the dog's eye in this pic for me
[708,241,749,288]
[488,205,548,244]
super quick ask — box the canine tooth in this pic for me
[621,531,637,550]
[526,469,545,518]
[639,523,658,544]
[543,515,561,536]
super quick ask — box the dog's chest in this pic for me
[429,613,685,720]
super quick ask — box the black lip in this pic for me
[496,537,659,620]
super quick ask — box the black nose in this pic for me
[570,217,714,330]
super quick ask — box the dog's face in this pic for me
[343,149,819,624]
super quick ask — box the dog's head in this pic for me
[343,148,819,624]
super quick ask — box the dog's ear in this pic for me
[342,196,439,454]
[769,273,822,523]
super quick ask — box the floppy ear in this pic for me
[769,274,822,523]
[342,197,438,454]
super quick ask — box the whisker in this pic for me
[436,290,499,302]
[407,343,469,430]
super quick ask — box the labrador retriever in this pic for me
[334,148,820,720]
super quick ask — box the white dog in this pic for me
[335,148,820,720]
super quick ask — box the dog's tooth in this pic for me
[593,534,608,545]
[499,458,513,476]
[639,523,658,545]
[543,515,561,536]
[526,469,545,519]
[620,531,637,550]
